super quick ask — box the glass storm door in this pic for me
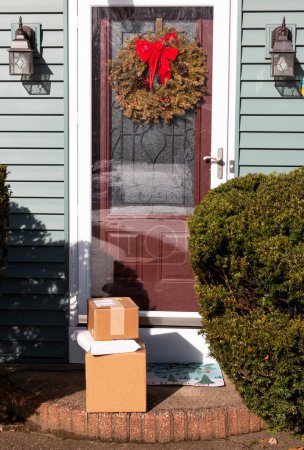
[92,7,213,312]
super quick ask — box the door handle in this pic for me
[203,147,223,179]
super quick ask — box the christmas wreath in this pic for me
[109,28,207,124]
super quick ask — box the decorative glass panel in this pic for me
[91,7,213,305]
[92,7,213,215]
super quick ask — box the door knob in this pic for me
[203,147,223,179]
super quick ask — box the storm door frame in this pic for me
[68,0,239,334]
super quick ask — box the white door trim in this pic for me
[68,0,238,339]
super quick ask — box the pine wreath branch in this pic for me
[109,28,207,124]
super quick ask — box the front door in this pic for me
[91,7,214,312]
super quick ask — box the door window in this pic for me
[91,7,213,311]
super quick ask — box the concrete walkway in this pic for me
[0,364,265,443]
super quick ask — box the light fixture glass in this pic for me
[8,17,34,75]
[270,17,295,78]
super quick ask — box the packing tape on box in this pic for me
[94,298,125,336]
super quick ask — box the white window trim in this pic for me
[68,0,238,332]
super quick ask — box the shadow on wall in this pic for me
[1,201,202,357]
[18,26,55,96]
[21,57,53,95]
[0,201,67,363]
[274,60,304,97]
[1,201,153,361]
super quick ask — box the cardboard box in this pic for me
[88,297,139,341]
[85,340,146,413]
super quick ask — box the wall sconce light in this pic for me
[8,16,34,75]
[270,17,296,77]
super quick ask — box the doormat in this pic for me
[147,363,225,387]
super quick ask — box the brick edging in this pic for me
[1,387,265,443]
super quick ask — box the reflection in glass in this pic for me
[110,116,195,214]
[91,7,212,303]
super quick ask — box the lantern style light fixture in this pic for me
[8,16,34,75]
[270,17,296,77]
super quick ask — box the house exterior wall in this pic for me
[0,0,68,362]
[1,0,303,362]
[238,0,304,176]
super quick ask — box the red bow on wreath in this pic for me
[135,33,179,89]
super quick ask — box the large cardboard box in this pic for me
[85,340,146,413]
[88,297,139,341]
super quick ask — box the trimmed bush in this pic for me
[0,165,10,280]
[188,168,304,433]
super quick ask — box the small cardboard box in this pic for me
[85,339,146,413]
[88,297,139,341]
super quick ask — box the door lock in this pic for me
[203,147,223,179]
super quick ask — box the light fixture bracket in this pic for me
[269,17,296,78]
[11,21,41,56]
[271,17,292,49]
[265,23,296,60]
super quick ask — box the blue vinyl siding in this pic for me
[238,0,304,175]
[0,0,68,362]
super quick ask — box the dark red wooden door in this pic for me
[92,7,213,312]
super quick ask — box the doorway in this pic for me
[92,7,214,312]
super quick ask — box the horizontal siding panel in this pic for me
[0,81,64,98]
[242,30,266,46]
[6,263,65,279]
[9,182,64,198]
[42,30,64,47]
[243,13,304,29]
[1,133,64,149]
[8,229,64,246]
[0,99,64,115]
[241,99,304,115]
[239,166,297,176]
[0,14,63,30]
[288,28,304,44]
[9,230,64,245]
[241,64,304,81]
[239,4,304,209]
[0,342,65,360]
[7,165,64,181]
[0,3,67,363]
[10,213,64,230]
[0,311,65,326]
[0,0,63,13]
[240,149,304,166]
[0,149,64,164]
[0,278,66,295]
[8,246,65,262]
[39,48,64,64]
[241,81,280,98]
[0,48,64,64]
[243,0,304,11]
[0,326,65,342]
[0,30,63,47]
[0,65,64,81]
[240,132,304,149]
[240,116,304,132]
[242,46,304,64]
[242,29,304,46]
[0,294,67,310]
[0,116,63,132]
[10,198,64,214]
[241,64,273,81]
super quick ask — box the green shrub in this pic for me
[188,168,304,433]
[0,165,10,280]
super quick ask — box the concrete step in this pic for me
[0,364,265,443]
